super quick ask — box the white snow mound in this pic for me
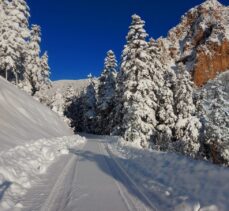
[0,77,73,151]
[106,136,229,211]
[0,135,86,210]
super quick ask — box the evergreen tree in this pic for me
[34,51,52,102]
[65,85,75,105]
[0,1,6,29]
[62,85,75,125]
[24,24,41,95]
[40,52,51,88]
[114,15,157,147]
[148,39,177,150]
[174,63,201,157]
[205,99,229,164]
[83,74,98,133]
[65,90,85,132]
[51,88,66,117]
[96,50,117,135]
[0,0,30,84]
[155,78,177,150]
[199,71,229,165]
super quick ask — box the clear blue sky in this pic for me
[27,0,228,81]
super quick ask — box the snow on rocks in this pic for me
[106,136,229,211]
[0,135,86,210]
[165,0,229,86]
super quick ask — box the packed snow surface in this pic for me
[18,135,153,211]
[0,77,73,151]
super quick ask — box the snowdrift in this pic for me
[0,135,86,210]
[0,77,73,151]
[106,136,229,211]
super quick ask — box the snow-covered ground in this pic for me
[0,77,73,151]
[105,136,229,211]
[0,135,86,210]
[0,77,87,210]
[0,77,228,210]
[4,134,226,211]
[18,135,153,211]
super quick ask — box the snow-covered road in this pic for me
[21,136,154,211]
[6,134,228,210]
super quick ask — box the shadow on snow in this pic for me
[69,137,164,210]
[0,181,12,201]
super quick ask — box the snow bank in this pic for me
[0,77,73,151]
[106,137,229,211]
[0,135,86,210]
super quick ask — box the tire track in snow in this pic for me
[40,155,77,211]
[97,142,134,211]
[101,142,157,211]
[39,141,85,211]
[40,137,156,211]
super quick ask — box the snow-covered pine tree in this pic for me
[174,63,201,157]
[24,24,41,95]
[83,74,98,133]
[199,71,229,165]
[0,0,30,84]
[51,89,66,117]
[148,38,177,150]
[61,85,75,125]
[205,100,229,165]
[65,91,85,132]
[39,52,51,88]
[46,85,75,125]
[25,25,51,97]
[34,51,52,102]
[96,50,117,135]
[0,1,5,28]
[64,85,75,106]
[155,77,177,150]
[114,15,157,147]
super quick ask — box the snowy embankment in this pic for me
[0,77,86,209]
[0,77,73,151]
[106,137,229,211]
[0,135,86,210]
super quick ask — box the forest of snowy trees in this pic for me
[66,15,229,166]
[0,0,228,167]
[0,0,51,97]
[66,15,202,155]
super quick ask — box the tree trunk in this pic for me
[13,70,18,85]
[15,73,18,85]
[5,70,8,81]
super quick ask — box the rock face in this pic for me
[194,40,229,86]
[164,0,229,86]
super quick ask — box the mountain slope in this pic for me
[162,0,229,86]
[0,77,73,151]
[50,79,89,95]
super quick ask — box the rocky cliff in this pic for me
[162,0,229,86]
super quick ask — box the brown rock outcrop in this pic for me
[194,39,229,86]
[165,0,229,86]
